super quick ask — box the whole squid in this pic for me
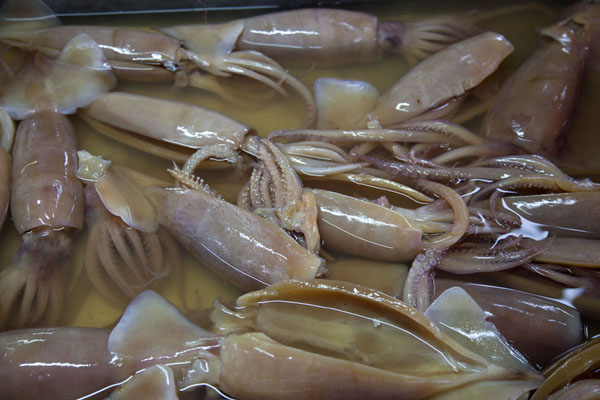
[0,111,84,330]
[482,3,600,157]
[0,33,115,330]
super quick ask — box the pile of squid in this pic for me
[0,0,599,398]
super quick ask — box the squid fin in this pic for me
[425,287,540,374]
[108,365,179,400]
[95,165,159,233]
[0,0,60,33]
[0,33,116,119]
[425,287,543,399]
[108,291,218,362]
[59,32,112,70]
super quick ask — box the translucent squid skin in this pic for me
[2,25,184,67]
[0,327,128,400]
[145,186,325,291]
[0,111,84,330]
[234,9,381,65]
[162,8,481,67]
[482,4,600,157]
[481,33,584,157]
[310,188,423,262]
[82,92,253,151]
[0,147,9,231]
[11,111,83,234]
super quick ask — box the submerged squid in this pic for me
[482,3,600,158]
[0,0,317,126]
[0,34,115,329]
[160,8,482,67]
[0,111,83,330]
[0,281,544,399]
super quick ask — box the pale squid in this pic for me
[75,151,186,307]
[81,183,182,307]
[146,166,326,291]
[0,282,544,399]
[0,33,115,330]
[79,91,254,168]
[482,3,600,158]
[0,111,84,330]
[0,0,317,125]
[0,32,116,120]
[309,31,514,129]
[160,8,481,67]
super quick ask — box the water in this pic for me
[0,0,598,371]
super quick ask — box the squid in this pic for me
[0,33,115,330]
[0,110,84,330]
[79,91,255,170]
[160,8,481,67]
[482,3,600,158]
[75,151,187,307]
[147,166,325,291]
[308,31,514,129]
[0,281,543,399]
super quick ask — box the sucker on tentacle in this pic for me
[169,163,219,198]
[437,234,555,274]
[469,174,600,204]
[269,120,484,146]
[403,248,444,311]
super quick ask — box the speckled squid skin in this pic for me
[10,111,83,234]
[145,186,325,291]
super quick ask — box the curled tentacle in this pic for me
[239,138,320,253]
[402,248,444,311]
[416,179,470,249]
[182,144,242,176]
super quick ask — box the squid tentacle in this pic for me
[438,235,554,274]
